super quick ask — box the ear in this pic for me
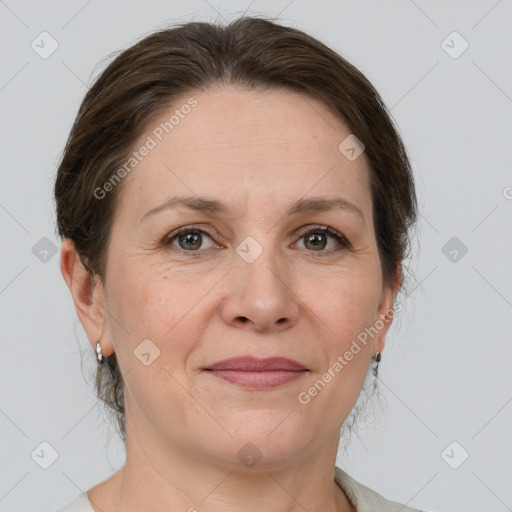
[371,264,402,355]
[59,238,115,357]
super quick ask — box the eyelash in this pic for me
[161,224,351,257]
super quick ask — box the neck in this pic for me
[88,425,355,512]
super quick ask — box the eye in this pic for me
[162,224,351,256]
[294,225,351,255]
[163,227,219,253]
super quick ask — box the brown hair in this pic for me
[54,15,418,443]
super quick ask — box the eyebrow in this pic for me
[140,195,365,226]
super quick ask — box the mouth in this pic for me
[203,356,309,389]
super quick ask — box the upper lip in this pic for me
[205,356,307,371]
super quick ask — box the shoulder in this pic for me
[334,466,427,512]
[54,492,94,512]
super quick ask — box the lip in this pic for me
[206,356,306,371]
[203,356,308,389]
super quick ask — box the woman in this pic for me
[54,15,424,512]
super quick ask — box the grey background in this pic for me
[1,1,511,511]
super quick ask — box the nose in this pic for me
[220,251,300,332]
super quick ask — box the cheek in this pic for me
[310,269,382,344]
[295,278,377,422]
[108,271,203,423]
[114,269,217,379]
[109,261,185,337]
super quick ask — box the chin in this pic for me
[200,412,313,470]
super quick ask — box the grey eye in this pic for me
[303,232,328,250]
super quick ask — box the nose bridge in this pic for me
[237,233,289,302]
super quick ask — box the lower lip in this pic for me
[206,369,307,388]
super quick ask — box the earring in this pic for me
[96,341,103,363]
[372,351,381,378]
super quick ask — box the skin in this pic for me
[61,86,400,512]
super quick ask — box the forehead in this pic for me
[116,86,372,222]
[154,86,354,159]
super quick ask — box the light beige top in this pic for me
[55,466,426,511]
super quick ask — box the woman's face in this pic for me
[87,87,397,468]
